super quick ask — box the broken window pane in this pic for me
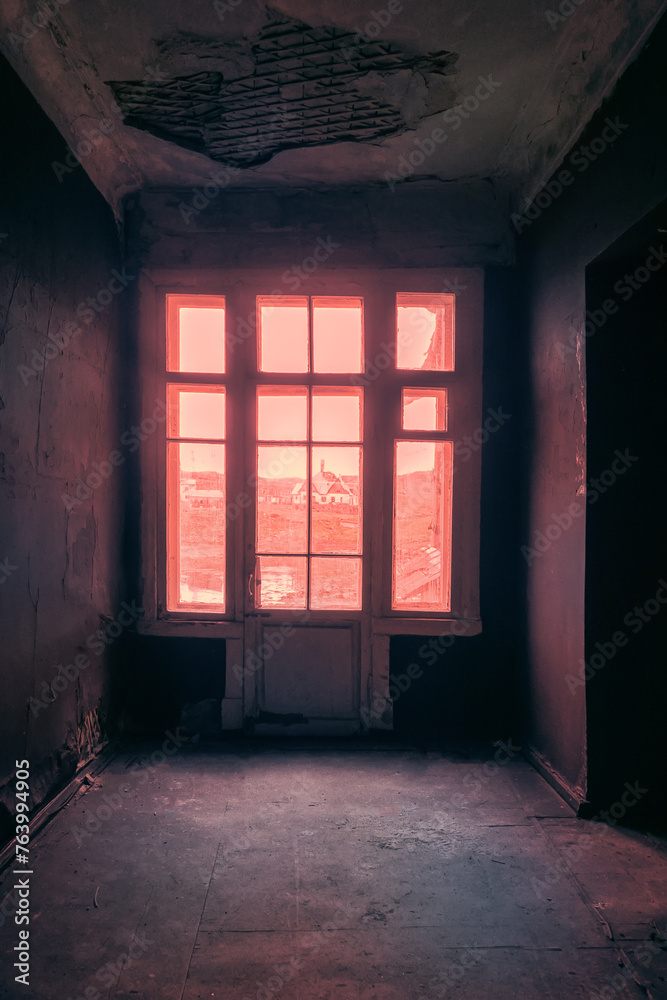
[167,297,226,373]
[256,446,307,554]
[167,442,225,610]
[257,556,307,609]
[402,388,447,431]
[310,557,362,610]
[396,293,454,371]
[311,447,362,555]
[393,440,452,610]
[257,387,308,441]
[168,386,226,439]
[312,297,363,373]
[312,388,362,442]
[258,296,309,373]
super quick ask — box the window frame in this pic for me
[254,381,365,613]
[137,268,483,635]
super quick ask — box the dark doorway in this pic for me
[584,199,667,828]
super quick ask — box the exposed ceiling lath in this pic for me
[108,14,456,167]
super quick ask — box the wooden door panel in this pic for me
[260,625,357,719]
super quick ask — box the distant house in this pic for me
[291,460,358,505]
[180,472,225,508]
[189,489,225,509]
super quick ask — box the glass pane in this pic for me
[311,447,362,555]
[313,297,363,373]
[402,388,447,431]
[396,293,454,371]
[257,387,308,441]
[257,446,307,553]
[257,556,307,609]
[312,389,362,442]
[167,442,225,609]
[258,297,309,373]
[393,440,452,610]
[168,386,225,439]
[310,557,362,610]
[167,297,226,374]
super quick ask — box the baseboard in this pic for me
[0,743,115,875]
[251,720,361,737]
[523,744,588,813]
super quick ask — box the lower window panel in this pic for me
[393,440,453,611]
[310,556,362,610]
[256,555,362,610]
[167,442,226,610]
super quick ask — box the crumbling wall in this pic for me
[0,55,126,841]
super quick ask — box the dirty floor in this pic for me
[1,741,666,999]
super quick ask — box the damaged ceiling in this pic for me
[109,15,457,167]
[0,0,665,219]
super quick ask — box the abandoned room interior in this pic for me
[1,0,666,996]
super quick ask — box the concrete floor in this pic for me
[1,741,667,1000]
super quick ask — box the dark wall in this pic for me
[112,635,226,738]
[0,56,125,838]
[584,202,667,824]
[391,264,527,743]
[517,15,667,803]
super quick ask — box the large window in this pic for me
[255,296,364,611]
[393,293,454,611]
[165,294,227,612]
[151,272,482,629]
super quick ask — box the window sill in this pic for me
[136,617,480,639]
[372,617,482,636]
[137,619,243,639]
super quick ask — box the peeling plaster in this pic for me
[108,12,457,168]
